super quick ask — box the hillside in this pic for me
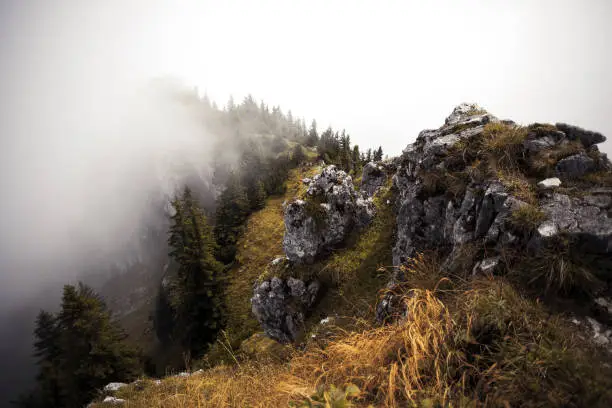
[93,103,612,407]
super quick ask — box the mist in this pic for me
[1,0,612,404]
[0,5,232,401]
[0,76,219,306]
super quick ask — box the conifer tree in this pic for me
[168,187,225,356]
[374,146,384,161]
[292,144,306,165]
[307,119,319,147]
[214,172,249,263]
[32,311,61,407]
[249,180,267,210]
[28,283,141,408]
[352,145,362,175]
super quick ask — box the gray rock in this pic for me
[584,195,612,209]
[472,256,501,276]
[537,177,561,189]
[284,165,375,264]
[102,396,126,405]
[444,103,495,127]
[537,193,612,253]
[103,382,127,393]
[555,152,595,178]
[251,275,320,343]
[271,257,285,266]
[360,162,387,197]
[556,123,607,148]
[523,126,566,153]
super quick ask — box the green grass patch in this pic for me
[509,204,546,232]
[221,166,323,349]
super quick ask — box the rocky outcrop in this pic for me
[555,152,596,178]
[392,103,612,268]
[392,104,508,267]
[536,192,612,254]
[360,162,387,197]
[283,165,375,264]
[383,102,612,322]
[556,123,607,148]
[251,276,320,343]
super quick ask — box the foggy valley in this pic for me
[1,1,611,407]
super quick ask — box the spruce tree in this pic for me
[292,144,306,165]
[352,145,362,175]
[307,119,319,147]
[214,172,249,263]
[168,186,225,356]
[374,146,384,161]
[28,283,141,408]
[32,311,61,407]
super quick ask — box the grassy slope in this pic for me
[91,128,612,406]
[222,163,324,347]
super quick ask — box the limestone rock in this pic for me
[360,162,387,197]
[537,193,612,254]
[102,396,125,405]
[555,152,595,178]
[556,123,607,148]
[537,177,561,189]
[251,276,320,343]
[103,382,128,393]
[283,165,375,264]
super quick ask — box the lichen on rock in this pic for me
[283,165,375,264]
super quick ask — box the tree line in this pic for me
[20,90,386,407]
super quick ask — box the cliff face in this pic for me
[255,103,612,348]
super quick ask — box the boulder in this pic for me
[103,382,128,393]
[102,396,125,405]
[537,177,561,189]
[556,123,607,148]
[283,165,375,264]
[360,162,387,197]
[536,193,612,254]
[251,276,320,343]
[555,152,595,178]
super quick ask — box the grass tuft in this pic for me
[508,204,546,232]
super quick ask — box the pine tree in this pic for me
[307,119,319,147]
[292,144,306,165]
[27,283,141,408]
[214,172,249,263]
[32,311,61,407]
[374,146,384,161]
[168,187,225,356]
[352,145,362,175]
[365,148,372,163]
[249,180,267,210]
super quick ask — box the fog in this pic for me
[1,0,611,403]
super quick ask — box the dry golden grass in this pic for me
[481,122,528,171]
[288,289,463,407]
[92,363,295,408]
[495,170,538,205]
[92,254,612,407]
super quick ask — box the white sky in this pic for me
[1,0,610,156]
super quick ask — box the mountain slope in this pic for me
[90,104,612,407]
